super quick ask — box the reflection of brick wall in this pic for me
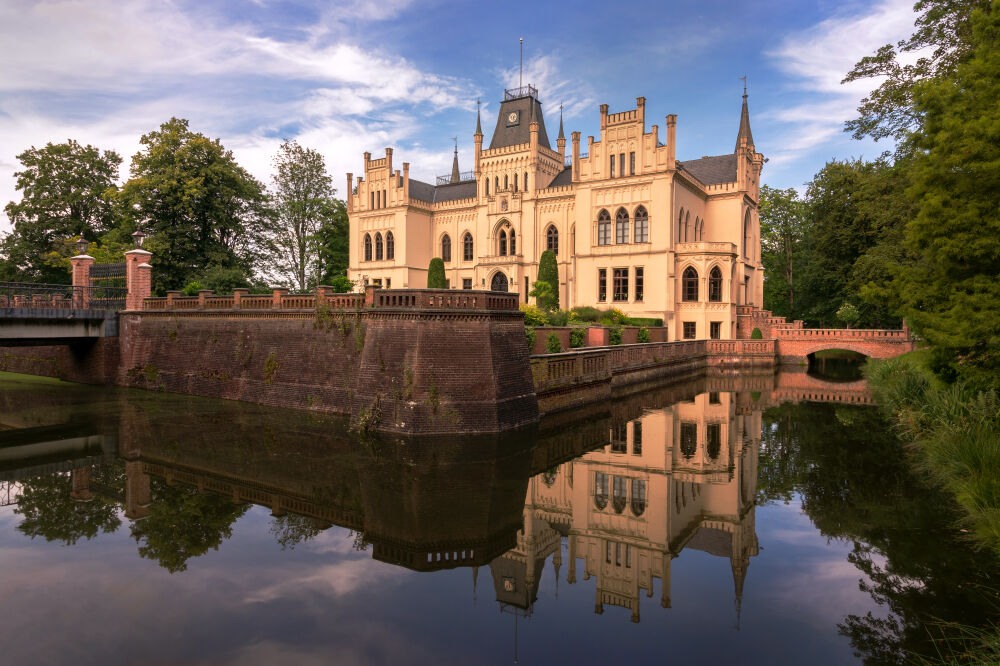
[0,339,119,384]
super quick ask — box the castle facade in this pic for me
[347,85,764,341]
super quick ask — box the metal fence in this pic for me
[0,282,127,311]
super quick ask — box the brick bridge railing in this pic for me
[140,286,520,313]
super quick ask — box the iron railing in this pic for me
[504,84,538,101]
[436,171,475,185]
[0,282,127,311]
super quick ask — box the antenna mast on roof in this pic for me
[519,38,523,88]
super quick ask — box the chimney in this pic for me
[666,114,677,165]
[571,131,581,182]
[403,162,410,198]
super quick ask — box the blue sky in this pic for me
[0,0,920,230]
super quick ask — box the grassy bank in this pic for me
[867,351,1000,553]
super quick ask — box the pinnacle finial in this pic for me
[475,99,482,135]
[450,137,460,183]
[558,102,565,140]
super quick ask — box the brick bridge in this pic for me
[736,305,914,362]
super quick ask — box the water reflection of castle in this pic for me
[490,389,759,624]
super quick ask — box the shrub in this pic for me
[604,308,628,326]
[329,275,354,293]
[837,302,861,328]
[525,327,537,351]
[546,333,562,354]
[546,309,570,326]
[570,306,603,322]
[630,317,663,327]
[569,327,585,348]
[182,281,203,296]
[637,326,650,343]
[427,258,446,288]
[537,250,559,310]
[609,326,623,345]
[750,327,763,339]
[519,303,546,326]
[528,280,555,311]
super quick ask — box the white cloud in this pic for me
[0,0,475,231]
[497,53,595,121]
[761,0,916,176]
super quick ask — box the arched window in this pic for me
[683,266,699,301]
[513,173,518,192]
[743,210,752,259]
[677,208,685,242]
[386,231,394,260]
[546,225,558,254]
[615,207,629,244]
[363,233,372,261]
[594,472,609,510]
[612,476,627,514]
[685,212,693,242]
[597,209,611,246]
[509,229,516,255]
[709,266,722,302]
[485,178,489,196]
[494,176,499,193]
[374,232,383,261]
[441,234,451,262]
[499,229,508,256]
[463,232,473,261]
[631,479,647,516]
[634,205,648,243]
[504,174,508,190]
[680,423,697,459]
[694,217,701,241]
[523,171,528,191]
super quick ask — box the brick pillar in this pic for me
[233,288,248,309]
[197,289,212,308]
[124,249,152,311]
[124,460,151,520]
[316,285,332,308]
[69,467,93,502]
[70,253,94,309]
[272,288,288,309]
[165,291,180,310]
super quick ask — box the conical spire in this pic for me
[557,103,565,140]
[735,83,754,151]
[475,99,482,135]
[732,554,748,630]
[450,137,460,184]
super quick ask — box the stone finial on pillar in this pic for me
[124,249,153,311]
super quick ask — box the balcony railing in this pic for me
[504,84,538,101]
[0,282,127,311]
[435,171,475,185]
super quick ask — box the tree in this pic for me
[2,140,121,283]
[536,250,559,310]
[843,0,991,142]
[14,470,121,545]
[895,1,1000,389]
[836,302,861,328]
[313,198,349,286]
[759,185,806,318]
[427,257,445,288]
[528,280,555,311]
[115,118,268,293]
[266,140,340,292]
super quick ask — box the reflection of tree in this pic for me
[14,470,121,545]
[130,479,248,573]
[270,513,325,550]
[757,403,1000,664]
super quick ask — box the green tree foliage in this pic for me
[313,199,349,286]
[545,332,562,353]
[14,470,121,545]
[536,250,559,310]
[266,140,340,292]
[637,326,650,343]
[328,275,354,293]
[427,257,446,288]
[116,118,268,294]
[528,280,555,311]
[569,327,585,348]
[270,513,326,550]
[1,140,121,283]
[130,478,248,573]
[843,0,991,142]
[759,185,806,319]
[895,2,1000,388]
[837,302,861,328]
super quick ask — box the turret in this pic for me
[556,104,566,159]
[450,140,460,184]
[474,100,483,179]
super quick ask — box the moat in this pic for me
[0,368,996,664]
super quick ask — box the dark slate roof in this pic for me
[685,526,733,558]
[678,154,738,185]
[544,166,572,188]
[736,94,754,149]
[408,178,477,204]
[489,95,551,151]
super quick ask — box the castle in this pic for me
[347,84,764,341]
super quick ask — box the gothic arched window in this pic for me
[612,476,627,514]
[363,233,372,262]
[594,472,609,510]
[634,205,648,243]
[441,234,451,262]
[686,212,693,242]
[523,171,528,191]
[683,266,699,301]
[509,229,516,255]
[744,210,752,259]
[513,173,518,192]
[597,209,611,246]
[677,208,685,242]
[386,231,394,260]
[631,479,647,517]
[374,232,383,261]
[499,229,507,256]
[546,225,558,254]
[463,232,473,261]
[485,177,489,196]
[709,266,723,302]
[615,207,630,244]
[504,174,508,190]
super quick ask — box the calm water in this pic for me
[0,368,997,665]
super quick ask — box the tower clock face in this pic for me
[507,111,519,125]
